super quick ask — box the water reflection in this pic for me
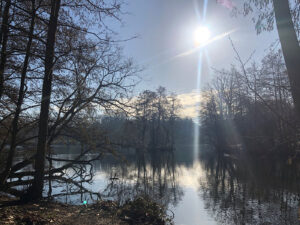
[199,152,300,225]
[51,146,300,225]
[101,150,184,208]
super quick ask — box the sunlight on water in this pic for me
[91,159,216,225]
[50,149,300,225]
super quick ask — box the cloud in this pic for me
[122,91,204,119]
[177,91,202,118]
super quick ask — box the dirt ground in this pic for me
[0,195,126,225]
[0,194,173,225]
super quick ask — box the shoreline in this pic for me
[0,194,173,225]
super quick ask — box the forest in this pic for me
[200,48,298,158]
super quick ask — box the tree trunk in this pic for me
[29,0,61,200]
[273,0,300,118]
[0,0,36,186]
[0,0,11,100]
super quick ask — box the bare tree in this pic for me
[237,0,300,118]
[0,0,138,200]
[0,0,37,186]
[201,47,297,155]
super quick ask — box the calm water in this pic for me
[49,145,300,225]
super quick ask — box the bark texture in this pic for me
[0,0,11,99]
[273,0,300,118]
[30,0,61,200]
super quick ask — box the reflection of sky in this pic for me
[52,156,217,225]
[172,187,216,225]
[49,150,300,225]
[176,162,204,189]
[171,161,217,225]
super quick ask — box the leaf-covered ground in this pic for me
[0,195,173,225]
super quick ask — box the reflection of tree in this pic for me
[101,151,184,208]
[199,153,300,225]
[48,154,101,204]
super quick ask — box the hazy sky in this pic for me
[110,0,278,116]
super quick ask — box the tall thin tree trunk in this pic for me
[0,0,36,187]
[0,0,11,100]
[47,143,52,198]
[273,0,300,118]
[29,0,61,200]
[0,1,4,27]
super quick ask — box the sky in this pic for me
[110,0,278,117]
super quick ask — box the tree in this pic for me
[0,0,37,186]
[133,87,181,149]
[240,0,300,118]
[0,0,11,100]
[200,48,297,155]
[0,0,138,200]
[272,0,300,118]
[28,0,62,200]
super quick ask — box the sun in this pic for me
[194,26,211,46]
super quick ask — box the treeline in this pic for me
[88,87,194,151]
[0,0,137,200]
[200,49,299,158]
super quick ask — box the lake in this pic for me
[48,144,300,225]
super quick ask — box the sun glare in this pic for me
[194,26,211,46]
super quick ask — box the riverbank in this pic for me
[0,194,173,225]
